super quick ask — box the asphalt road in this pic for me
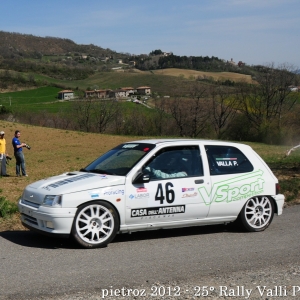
[0,205,299,299]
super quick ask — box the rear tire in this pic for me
[238,196,274,232]
[71,201,119,248]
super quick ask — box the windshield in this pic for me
[81,143,156,176]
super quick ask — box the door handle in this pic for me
[194,179,204,184]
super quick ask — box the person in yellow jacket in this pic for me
[0,131,9,177]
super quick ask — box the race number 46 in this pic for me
[155,182,175,204]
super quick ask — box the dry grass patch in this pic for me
[0,120,147,231]
[151,68,254,83]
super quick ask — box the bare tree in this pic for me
[236,63,297,140]
[210,85,238,138]
[53,109,73,129]
[168,97,186,137]
[111,104,124,135]
[71,98,93,132]
[188,84,210,137]
[123,105,151,136]
[168,84,210,137]
[92,100,118,133]
[153,97,168,136]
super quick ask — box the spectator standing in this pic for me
[12,130,27,177]
[0,131,9,176]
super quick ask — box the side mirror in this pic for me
[132,172,150,184]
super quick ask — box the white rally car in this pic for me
[18,139,284,248]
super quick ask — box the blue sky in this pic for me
[1,0,299,67]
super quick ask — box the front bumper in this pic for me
[272,193,285,215]
[18,200,77,235]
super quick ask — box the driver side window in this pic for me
[143,146,203,180]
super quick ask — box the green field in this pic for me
[0,86,61,103]
[0,85,157,114]
[0,86,70,113]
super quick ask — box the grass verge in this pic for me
[0,195,18,218]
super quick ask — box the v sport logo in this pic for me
[198,170,265,205]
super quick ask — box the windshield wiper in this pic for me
[89,169,115,175]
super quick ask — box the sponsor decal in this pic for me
[131,205,185,217]
[103,189,125,196]
[122,144,138,148]
[216,158,237,160]
[216,158,238,167]
[182,187,194,192]
[97,175,108,179]
[89,190,100,198]
[129,193,150,199]
[43,173,96,190]
[137,188,147,193]
[182,192,198,198]
[198,170,265,205]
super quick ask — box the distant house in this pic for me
[83,86,151,99]
[121,87,135,96]
[109,88,133,98]
[228,58,236,66]
[136,86,151,95]
[84,89,111,98]
[289,86,299,92]
[58,90,74,100]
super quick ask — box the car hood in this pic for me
[26,171,125,195]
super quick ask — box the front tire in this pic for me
[71,201,119,248]
[238,196,274,232]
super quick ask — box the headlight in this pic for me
[43,195,62,207]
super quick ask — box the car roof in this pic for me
[127,139,249,147]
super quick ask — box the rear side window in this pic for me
[205,145,253,175]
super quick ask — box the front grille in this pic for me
[21,199,40,208]
[22,213,38,225]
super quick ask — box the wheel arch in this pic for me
[267,195,278,214]
[237,195,278,215]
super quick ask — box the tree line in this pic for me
[134,52,254,75]
[0,59,95,81]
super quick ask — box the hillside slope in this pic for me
[0,30,120,58]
